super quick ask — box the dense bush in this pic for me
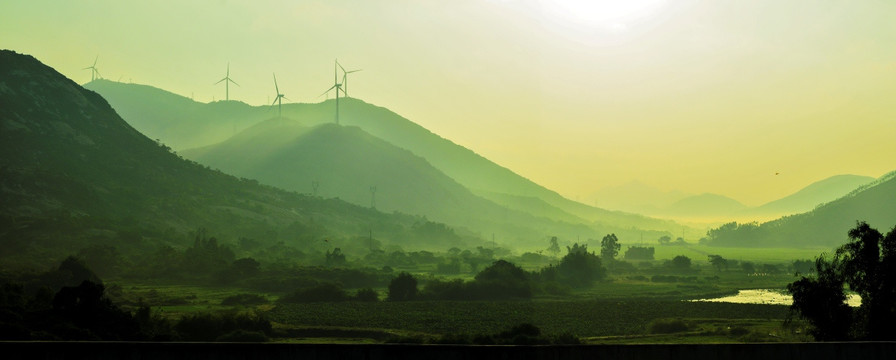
[539,244,605,288]
[353,288,379,302]
[666,255,692,272]
[387,272,418,301]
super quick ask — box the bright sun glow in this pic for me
[538,0,668,31]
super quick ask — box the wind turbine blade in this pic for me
[319,84,338,97]
[93,56,98,67]
[337,61,346,74]
[347,69,362,74]
[272,98,279,106]
[215,78,226,85]
[273,73,280,93]
[230,79,240,86]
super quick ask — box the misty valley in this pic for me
[2,48,895,349]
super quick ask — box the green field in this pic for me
[266,300,797,343]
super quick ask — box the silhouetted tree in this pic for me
[52,280,141,340]
[552,243,606,288]
[548,237,561,257]
[788,221,896,340]
[658,235,672,245]
[600,234,620,261]
[708,255,729,271]
[58,256,102,286]
[470,260,531,299]
[325,248,346,267]
[387,272,418,301]
[667,255,691,271]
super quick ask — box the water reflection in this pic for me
[692,289,862,307]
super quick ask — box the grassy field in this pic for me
[101,243,821,343]
[266,300,796,343]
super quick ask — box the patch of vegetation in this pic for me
[221,293,269,306]
[648,318,690,334]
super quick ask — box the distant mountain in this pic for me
[749,174,875,216]
[663,193,748,218]
[181,119,601,243]
[704,171,896,247]
[588,181,689,215]
[84,80,264,150]
[0,50,471,266]
[87,81,684,240]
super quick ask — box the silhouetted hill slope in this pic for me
[0,50,468,266]
[182,119,601,245]
[705,171,896,247]
[749,174,875,216]
[86,82,682,235]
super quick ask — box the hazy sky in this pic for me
[3,0,895,206]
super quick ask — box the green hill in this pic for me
[749,174,876,217]
[84,81,683,238]
[181,119,609,246]
[0,50,474,267]
[704,172,896,247]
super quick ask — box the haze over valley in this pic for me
[2,0,896,348]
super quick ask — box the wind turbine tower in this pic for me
[370,186,377,209]
[215,62,239,101]
[319,59,345,124]
[83,56,101,82]
[271,73,288,117]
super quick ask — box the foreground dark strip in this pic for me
[2,342,896,360]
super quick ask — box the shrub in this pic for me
[387,272,418,301]
[353,288,379,302]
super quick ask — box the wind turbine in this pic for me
[214,62,239,101]
[271,73,288,118]
[83,56,101,82]
[319,59,345,124]
[336,61,362,98]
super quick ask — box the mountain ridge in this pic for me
[86,80,684,238]
[0,50,474,266]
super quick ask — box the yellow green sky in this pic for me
[3,0,894,206]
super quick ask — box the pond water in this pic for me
[691,289,862,307]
